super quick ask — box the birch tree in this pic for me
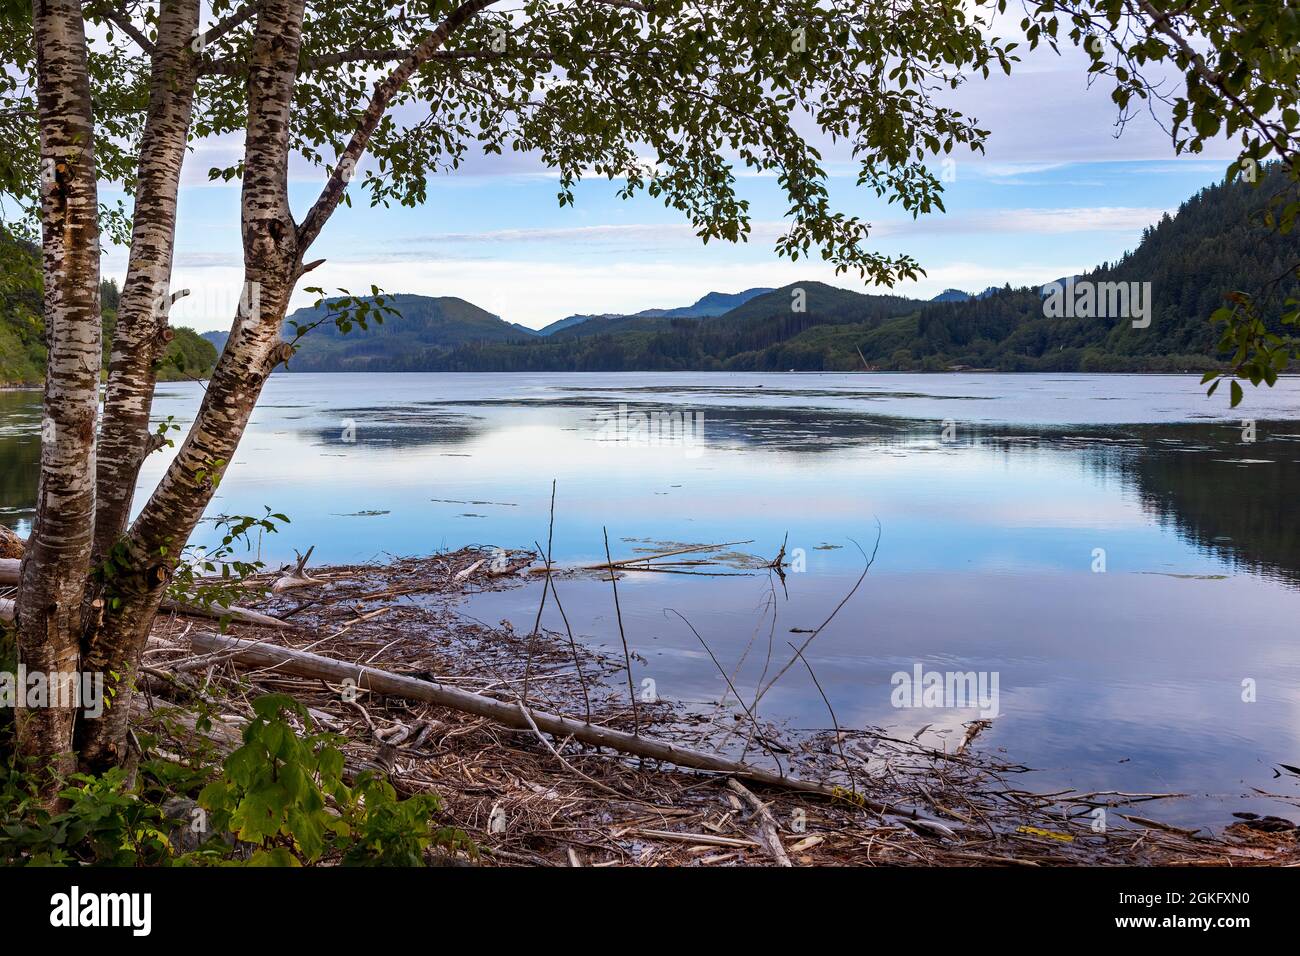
[16,0,103,784]
[6,0,1014,775]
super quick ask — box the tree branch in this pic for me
[203,44,551,76]
[201,2,258,47]
[295,0,501,251]
[303,46,551,70]
[1126,0,1294,161]
[85,3,157,56]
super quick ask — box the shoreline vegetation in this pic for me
[0,266,218,389]
[11,367,1300,393]
[5,534,1295,866]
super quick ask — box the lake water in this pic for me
[3,371,1299,827]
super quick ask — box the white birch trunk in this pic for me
[17,0,103,787]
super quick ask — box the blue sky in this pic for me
[104,39,1237,333]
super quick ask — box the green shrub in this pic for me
[0,694,467,867]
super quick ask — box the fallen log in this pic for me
[0,557,18,585]
[189,632,958,833]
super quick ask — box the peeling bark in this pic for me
[18,0,103,788]
[92,0,203,560]
[0,525,24,559]
[76,0,497,771]
[77,0,310,771]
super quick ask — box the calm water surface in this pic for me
[2,372,1298,826]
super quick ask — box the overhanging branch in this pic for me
[295,0,502,251]
[84,2,158,57]
[201,2,258,47]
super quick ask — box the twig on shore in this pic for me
[668,607,784,775]
[604,526,640,736]
[753,524,881,709]
[537,537,591,723]
[787,641,856,796]
[522,481,558,707]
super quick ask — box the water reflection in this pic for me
[1,372,1297,825]
[0,390,40,529]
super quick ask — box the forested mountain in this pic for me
[535,287,774,336]
[9,169,1291,381]
[377,282,920,371]
[0,238,42,384]
[881,164,1300,372]
[0,238,217,385]
[278,294,534,372]
[263,166,1295,374]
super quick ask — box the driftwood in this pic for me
[488,556,534,578]
[727,777,793,866]
[164,600,290,629]
[529,540,754,574]
[271,546,326,593]
[633,829,758,849]
[0,557,19,585]
[452,558,485,583]
[188,631,959,834]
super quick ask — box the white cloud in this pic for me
[384,205,1167,252]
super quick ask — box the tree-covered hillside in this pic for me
[1,239,217,385]
[282,293,534,372]
[272,168,1296,374]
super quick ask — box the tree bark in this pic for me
[92,0,203,561]
[18,0,103,788]
[76,0,310,772]
[76,0,497,772]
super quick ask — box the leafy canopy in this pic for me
[984,0,1300,403]
[3,0,1015,289]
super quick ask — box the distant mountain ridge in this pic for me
[536,287,774,336]
[275,294,533,372]
[931,287,1001,302]
[202,165,1296,375]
